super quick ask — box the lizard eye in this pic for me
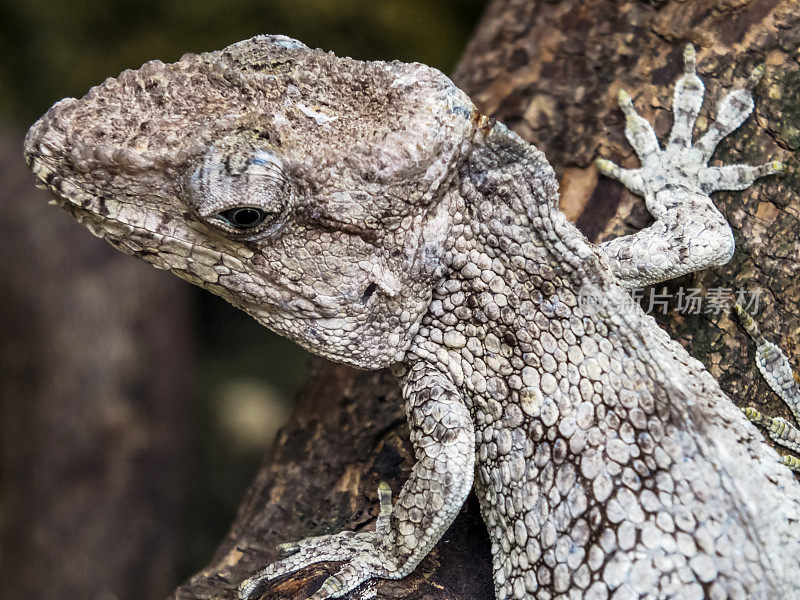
[188,144,294,239]
[216,207,271,230]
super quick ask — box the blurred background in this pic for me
[0,1,487,599]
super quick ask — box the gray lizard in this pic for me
[24,35,800,599]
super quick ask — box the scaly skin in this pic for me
[736,304,800,471]
[24,36,800,599]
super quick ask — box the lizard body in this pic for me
[24,35,800,599]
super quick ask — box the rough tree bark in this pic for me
[0,130,194,600]
[173,1,800,598]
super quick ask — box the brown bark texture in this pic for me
[175,1,800,598]
[0,130,194,600]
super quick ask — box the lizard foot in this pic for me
[736,303,800,471]
[238,482,402,599]
[596,43,783,198]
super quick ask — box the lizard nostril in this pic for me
[361,283,378,304]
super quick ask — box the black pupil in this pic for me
[220,207,266,229]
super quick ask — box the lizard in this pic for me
[23,35,800,599]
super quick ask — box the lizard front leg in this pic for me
[238,363,475,599]
[597,44,783,288]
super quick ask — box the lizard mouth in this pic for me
[29,160,353,323]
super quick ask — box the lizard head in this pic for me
[24,35,477,369]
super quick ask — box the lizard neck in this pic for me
[458,121,560,237]
[441,122,605,300]
[404,122,619,401]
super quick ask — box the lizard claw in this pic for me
[600,44,782,197]
[237,483,399,599]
